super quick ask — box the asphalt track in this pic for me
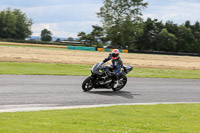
[0,75,200,112]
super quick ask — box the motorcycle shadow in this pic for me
[85,91,140,99]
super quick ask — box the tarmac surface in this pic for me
[0,75,200,112]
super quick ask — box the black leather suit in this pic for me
[102,53,123,78]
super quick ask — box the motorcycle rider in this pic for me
[99,49,123,88]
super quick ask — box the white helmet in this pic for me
[111,49,120,59]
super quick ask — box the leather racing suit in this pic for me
[102,53,123,79]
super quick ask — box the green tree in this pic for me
[193,21,200,33]
[13,9,33,39]
[190,21,200,53]
[136,18,164,50]
[0,8,16,38]
[78,26,104,46]
[190,21,200,41]
[107,18,143,48]
[78,32,95,46]
[156,29,177,52]
[0,8,32,39]
[185,20,191,29]
[86,33,95,45]
[55,38,61,42]
[176,25,195,52]
[67,37,74,41]
[97,0,148,48]
[164,21,178,35]
[41,29,52,41]
[78,32,87,44]
[91,25,104,45]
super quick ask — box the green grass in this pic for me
[0,62,91,76]
[128,67,200,79]
[0,62,200,79]
[0,104,200,133]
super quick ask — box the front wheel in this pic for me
[112,76,127,92]
[82,76,94,91]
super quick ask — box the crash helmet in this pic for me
[111,49,120,59]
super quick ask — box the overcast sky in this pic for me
[0,0,200,38]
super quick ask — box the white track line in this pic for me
[0,102,200,113]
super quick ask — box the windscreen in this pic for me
[91,63,103,74]
[92,63,100,72]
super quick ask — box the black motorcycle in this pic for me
[82,63,133,92]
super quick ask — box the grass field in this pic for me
[1,62,200,79]
[1,43,200,70]
[0,104,200,133]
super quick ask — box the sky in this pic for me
[0,0,200,38]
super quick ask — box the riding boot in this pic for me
[113,74,119,88]
[113,80,119,88]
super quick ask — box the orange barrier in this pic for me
[111,49,124,53]
[122,49,128,53]
[97,48,105,51]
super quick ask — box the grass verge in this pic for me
[0,104,200,133]
[0,62,200,79]
[0,62,90,76]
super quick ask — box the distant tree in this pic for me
[41,29,52,41]
[164,21,200,53]
[107,18,143,48]
[136,18,164,50]
[86,33,95,45]
[78,32,87,44]
[193,21,200,33]
[164,21,179,36]
[91,25,104,44]
[89,25,105,46]
[78,26,104,46]
[97,0,148,48]
[55,38,61,42]
[67,37,74,41]
[190,21,200,53]
[0,8,33,39]
[156,29,177,52]
[185,20,191,29]
[13,9,33,39]
[176,25,195,52]
[190,21,200,40]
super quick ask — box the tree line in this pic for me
[78,19,200,53]
[78,0,200,53]
[135,19,200,53]
[1,0,200,54]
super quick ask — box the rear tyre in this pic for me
[82,76,94,91]
[112,76,127,92]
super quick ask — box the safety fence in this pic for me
[97,48,129,53]
[66,46,200,56]
[67,46,129,53]
[67,46,96,51]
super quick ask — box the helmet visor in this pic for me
[112,53,119,57]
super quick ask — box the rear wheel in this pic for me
[112,76,127,92]
[82,76,94,91]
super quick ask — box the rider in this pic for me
[100,49,123,88]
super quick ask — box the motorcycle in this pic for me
[82,63,133,92]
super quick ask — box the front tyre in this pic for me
[112,76,127,92]
[82,76,94,91]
